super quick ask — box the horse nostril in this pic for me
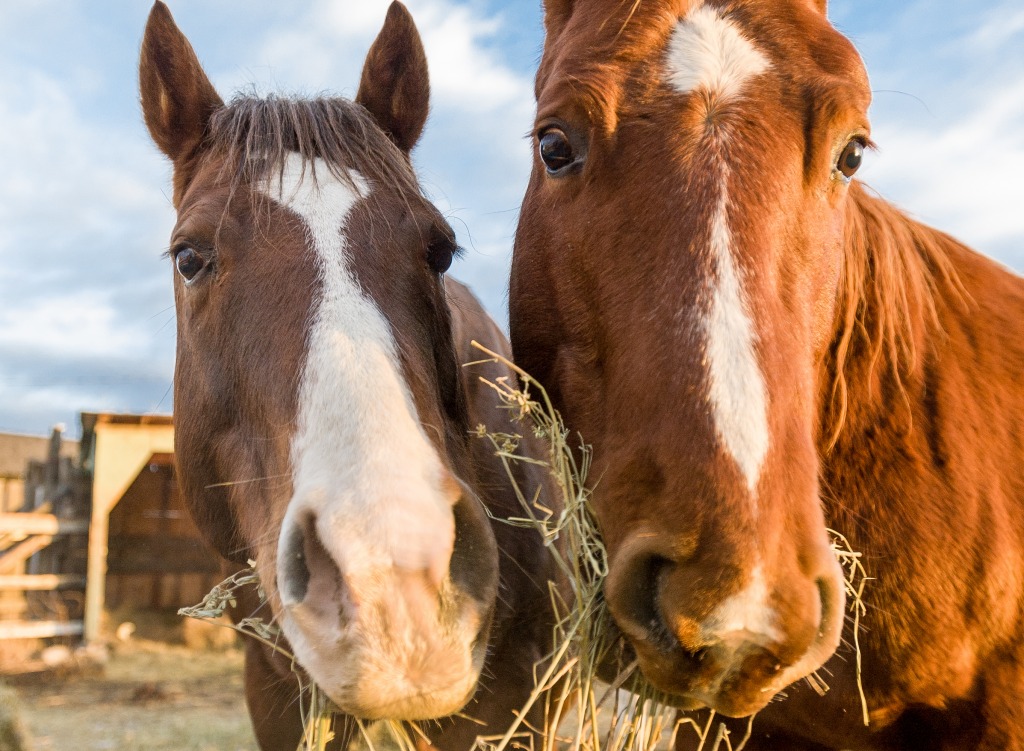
[739,645,786,683]
[606,550,676,651]
[448,479,499,607]
[815,571,844,638]
[279,520,311,605]
[278,512,335,607]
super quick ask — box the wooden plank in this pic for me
[0,535,54,572]
[0,514,88,536]
[0,574,86,591]
[0,620,83,640]
[106,535,220,575]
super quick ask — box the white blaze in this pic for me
[260,153,455,590]
[665,4,771,493]
[703,563,782,643]
[665,3,770,102]
[704,186,770,493]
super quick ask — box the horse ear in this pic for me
[356,1,430,154]
[542,0,574,37]
[139,1,223,164]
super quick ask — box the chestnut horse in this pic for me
[511,0,1024,748]
[140,3,558,749]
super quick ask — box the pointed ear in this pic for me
[542,0,574,38]
[139,1,223,164]
[809,0,827,14]
[356,1,430,154]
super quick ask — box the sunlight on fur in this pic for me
[178,344,870,750]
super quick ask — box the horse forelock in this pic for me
[205,93,423,216]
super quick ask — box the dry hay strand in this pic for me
[464,341,870,750]
[178,568,449,751]
[464,342,749,751]
[179,567,353,751]
[177,342,870,751]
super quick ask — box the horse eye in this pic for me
[427,233,456,274]
[427,242,453,274]
[539,128,576,173]
[174,246,206,282]
[837,140,864,179]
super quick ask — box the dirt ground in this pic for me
[8,638,258,751]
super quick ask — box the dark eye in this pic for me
[539,128,576,173]
[837,140,864,179]
[426,228,457,275]
[174,246,206,282]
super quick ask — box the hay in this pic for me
[465,341,870,750]
[465,342,750,751]
[178,343,869,751]
[827,530,870,726]
[179,566,344,751]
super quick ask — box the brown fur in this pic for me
[511,0,1024,747]
[140,2,559,748]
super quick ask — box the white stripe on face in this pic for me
[664,4,771,493]
[705,185,770,493]
[665,3,769,103]
[702,563,782,643]
[259,153,455,592]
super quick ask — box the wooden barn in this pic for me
[0,413,223,657]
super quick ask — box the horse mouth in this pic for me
[614,566,847,718]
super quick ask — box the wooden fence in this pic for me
[0,513,87,640]
[0,429,88,643]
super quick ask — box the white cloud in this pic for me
[0,291,157,361]
[966,5,1024,51]
[410,2,532,114]
[849,0,1024,270]
[861,77,1024,263]
[0,60,176,433]
[0,0,536,434]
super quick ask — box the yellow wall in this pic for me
[91,422,174,516]
[85,421,174,642]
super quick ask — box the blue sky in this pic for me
[0,0,1022,437]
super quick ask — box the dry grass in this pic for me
[10,639,254,751]
[464,342,753,751]
[179,568,341,751]
[178,343,869,751]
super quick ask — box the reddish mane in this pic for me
[827,183,968,448]
[512,0,1024,746]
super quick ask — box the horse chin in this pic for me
[278,602,487,721]
[339,646,486,721]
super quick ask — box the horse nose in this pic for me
[604,531,844,715]
[272,481,498,719]
[277,496,457,617]
[277,509,353,617]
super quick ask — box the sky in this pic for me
[0,0,1022,438]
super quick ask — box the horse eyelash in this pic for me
[164,240,216,260]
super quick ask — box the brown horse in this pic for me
[140,3,559,749]
[510,0,1024,748]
